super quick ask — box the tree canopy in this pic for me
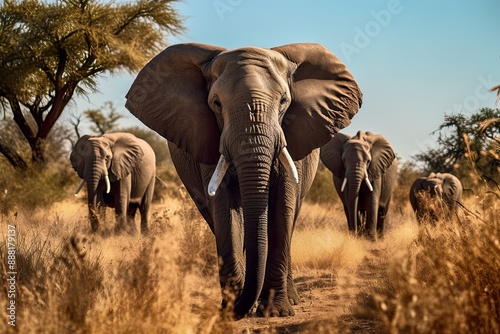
[413,108,500,189]
[0,0,183,168]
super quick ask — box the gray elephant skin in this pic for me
[320,131,397,238]
[409,172,463,223]
[125,43,362,319]
[70,132,156,235]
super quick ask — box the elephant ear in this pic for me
[106,133,144,181]
[273,43,363,160]
[70,135,92,179]
[365,134,396,179]
[441,174,462,202]
[125,43,226,165]
[320,132,351,178]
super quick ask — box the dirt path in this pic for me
[234,247,383,333]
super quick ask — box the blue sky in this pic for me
[75,0,500,161]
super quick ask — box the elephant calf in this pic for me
[70,132,156,235]
[409,172,463,223]
[321,131,398,239]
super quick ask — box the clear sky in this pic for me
[75,0,500,161]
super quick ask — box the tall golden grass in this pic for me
[0,183,498,333]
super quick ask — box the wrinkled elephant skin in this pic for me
[70,132,156,235]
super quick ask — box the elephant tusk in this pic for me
[279,147,299,183]
[105,174,111,194]
[341,177,347,192]
[208,155,230,197]
[365,170,373,192]
[74,180,85,196]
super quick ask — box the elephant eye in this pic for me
[279,95,288,107]
[213,97,222,109]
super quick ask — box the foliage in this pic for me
[306,161,340,204]
[84,101,124,135]
[391,160,421,211]
[0,159,77,214]
[0,0,183,167]
[413,108,500,190]
[0,118,77,214]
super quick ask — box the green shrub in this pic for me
[0,163,76,214]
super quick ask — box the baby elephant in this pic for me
[70,132,156,235]
[409,172,463,223]
[321,131,398,239]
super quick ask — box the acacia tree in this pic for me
[0,0,183,169]
[84,101,124,135]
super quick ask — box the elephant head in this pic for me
[125,43,362,317]
[321,131,395,234]
[70,133,145,231]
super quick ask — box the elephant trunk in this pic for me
[233,160,271,318]
[227,110,277,318]
[85,161,105,231]
[347,167,364,234]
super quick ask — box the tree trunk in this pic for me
[0,141,28,170]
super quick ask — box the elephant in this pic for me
[70,132,156,235]
[409,172,463,223]
[320,131,397,239]
[125,42,362,319]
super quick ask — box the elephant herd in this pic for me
[69,43,463,320]
[320,131,464,237]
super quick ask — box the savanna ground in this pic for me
[0,170,499,334]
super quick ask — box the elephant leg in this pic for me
[114,180,137,235]
[365,186,382,240]
[127,203,138,227]
[210,190,245,316]
[377,206,387,238]
[286,254,300,305]
[139,177,155,234]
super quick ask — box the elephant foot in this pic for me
[257,295,295,317]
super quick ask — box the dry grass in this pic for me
[0,187,498,333]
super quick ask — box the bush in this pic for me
[350,196,500,333]
[306,162,340,205]
[0,162,77,214]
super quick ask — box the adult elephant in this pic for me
[320,131,397,239]
[125,43,362,319]
[70,132,156,235]
[409,172,463,223]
